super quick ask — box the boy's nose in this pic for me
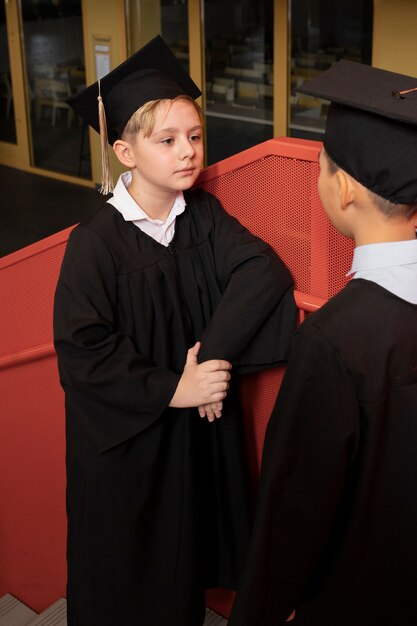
[179,136,195,159]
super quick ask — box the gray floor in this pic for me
[0,164,104,258]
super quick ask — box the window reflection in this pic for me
[289,0,373,141]
[21,0,91,178]
[0,2,17,144]
[204,0,274,164]
[127,0,189,72]
[161,0,189,73]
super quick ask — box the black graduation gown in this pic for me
[53,187,296,626]
[229,279,417,626]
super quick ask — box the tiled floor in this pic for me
[0,594,228,625]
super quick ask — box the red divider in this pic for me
[0,138,351,615]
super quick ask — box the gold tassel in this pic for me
[97,79,114,195]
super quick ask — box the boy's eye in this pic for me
[161,138,174,145]
[190,134,201,142]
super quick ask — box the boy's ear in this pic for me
[113,139,134,168]
[336,169,355,210]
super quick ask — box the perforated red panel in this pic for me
[0,139,355,617]
[0,230,71,611]
[0,232,73,359]
[0,356,66,612]
[199,142,354,299]
[198,142,354,466]
[199,138,354,617]
[239,368,285,473]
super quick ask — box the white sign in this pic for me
[95,44,111,80]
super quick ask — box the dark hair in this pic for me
[323,149,417,220]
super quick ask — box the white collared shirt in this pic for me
[107,171,186,246]
[347,239,417,304]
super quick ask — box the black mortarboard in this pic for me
[297,60,417,203]
[67,35,201,193]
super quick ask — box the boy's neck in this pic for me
[339,177,416,247]
[355,227,416,247]
[353,218,416,247]
[127,178,178,222]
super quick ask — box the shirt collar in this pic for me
[347,239,417,276]
[109,171,186,224]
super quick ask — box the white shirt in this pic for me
[107,171,186,247]
[347,239,417,304]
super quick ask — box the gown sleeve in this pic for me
[228,321,359,625]
[196,194,297,371]
[53,225,181,452]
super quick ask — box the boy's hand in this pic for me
[198,401,223,422]
[170,342,231,409]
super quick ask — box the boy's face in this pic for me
[318,149,338,218]
[127,99,203,195]
[318,148,346,235]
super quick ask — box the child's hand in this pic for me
[170,342,231,409]
[198,401,223,422]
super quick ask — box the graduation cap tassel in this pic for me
[392,86,417,99]
[97,79,114,195]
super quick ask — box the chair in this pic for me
[212,83,228,101]
[68,69,86,127]
[213,77,234,87]
[67,68,86,94]
[296,94,325,110]
[0,73,13,117]
[316,53,337,69]
[235,81,259,106]
[225,66,243,77]
[258,83,273,98]
[240,68,264,80]
[33,64,57,78]
[253,62,272,74]
[33,78,74,127]
[292,66,321,78]
[213,77,235,103]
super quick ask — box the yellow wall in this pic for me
[81,0,127,187]
[373,0,417,76]
[274,0,289,137]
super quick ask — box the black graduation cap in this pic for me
[67,35,201,193]
[297,60,417,204]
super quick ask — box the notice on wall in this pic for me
[93,40,111,81]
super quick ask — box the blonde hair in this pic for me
[121,95,203,141]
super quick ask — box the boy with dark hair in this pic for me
[229,61,417,626]
[53,36,296,625]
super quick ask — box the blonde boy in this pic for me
[54,36,296,625]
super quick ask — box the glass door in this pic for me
[127,0,190,71]
[0,1,17,144]
[21,0,91,179]
[204,0,274,164]
[289,0,373,141]
[161,0,190,73]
